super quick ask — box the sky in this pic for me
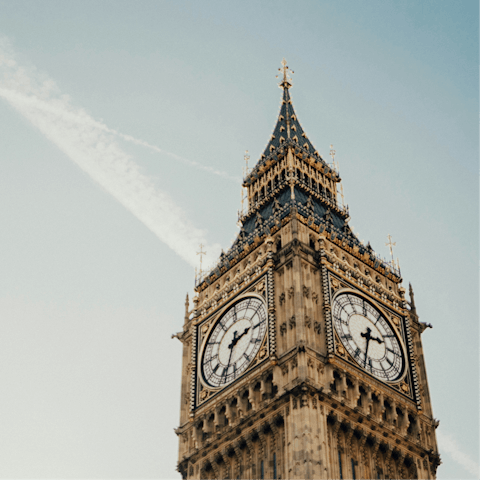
[0,0,478,478]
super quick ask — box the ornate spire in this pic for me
[256,60,323,163]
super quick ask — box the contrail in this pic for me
[0,39,222,267]
[0,89,240,183]
[437,428,479,477]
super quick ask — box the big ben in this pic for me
[175,60,440,479]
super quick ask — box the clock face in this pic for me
[201,296,267,388]
[332,292,405,382]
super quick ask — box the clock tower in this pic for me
[175,61,440,479]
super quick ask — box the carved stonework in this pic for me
[200,389,210,401]
[177,67,438,480]
[288,286,295,299]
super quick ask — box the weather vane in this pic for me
[276,58,294,86]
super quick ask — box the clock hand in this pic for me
[361,327,373,367]
[370,334,384,345]
[226,345,234,374]
[228,331,239,350]
[236,326,251,343]
[228,326,251,350]
[363,337,371,367]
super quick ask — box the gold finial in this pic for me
[276,58,294,87]
[184,293,190,322]
[339,182,345,208]
[330,144,339,172]
[330,144,336,162]
[385,234,396,263]
[243,150,250,177]
[331,144,344,206]
[196,244,206,278]
[238,150,250,222]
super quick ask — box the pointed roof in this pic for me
[261,84,320,159]
[194,62,403,291]
[244,69,328,185]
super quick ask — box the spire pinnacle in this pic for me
[276,58,294,88]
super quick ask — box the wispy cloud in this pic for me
[0,39,222,267]
[437,428,479,478]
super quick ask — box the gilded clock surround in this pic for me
[196,285,272,407]
[331,288,408,384]
[175,63,439,479]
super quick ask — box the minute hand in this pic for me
[361,327,383,366]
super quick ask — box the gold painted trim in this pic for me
[331,287,409,385]
[197,292,269,392]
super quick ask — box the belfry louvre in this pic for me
[175,61,440,479]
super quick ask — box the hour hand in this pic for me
[228,331,239,349]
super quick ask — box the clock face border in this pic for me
[331,287,408,385]
[193,273,272,409]
[198,293,268,390]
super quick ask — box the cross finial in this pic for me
[385,234,396,262]
[243,150,250,177]
[276,58,294,87]
[197,243,206,277]
[330,144,336,162]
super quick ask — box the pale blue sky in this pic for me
[0,1,478,478]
